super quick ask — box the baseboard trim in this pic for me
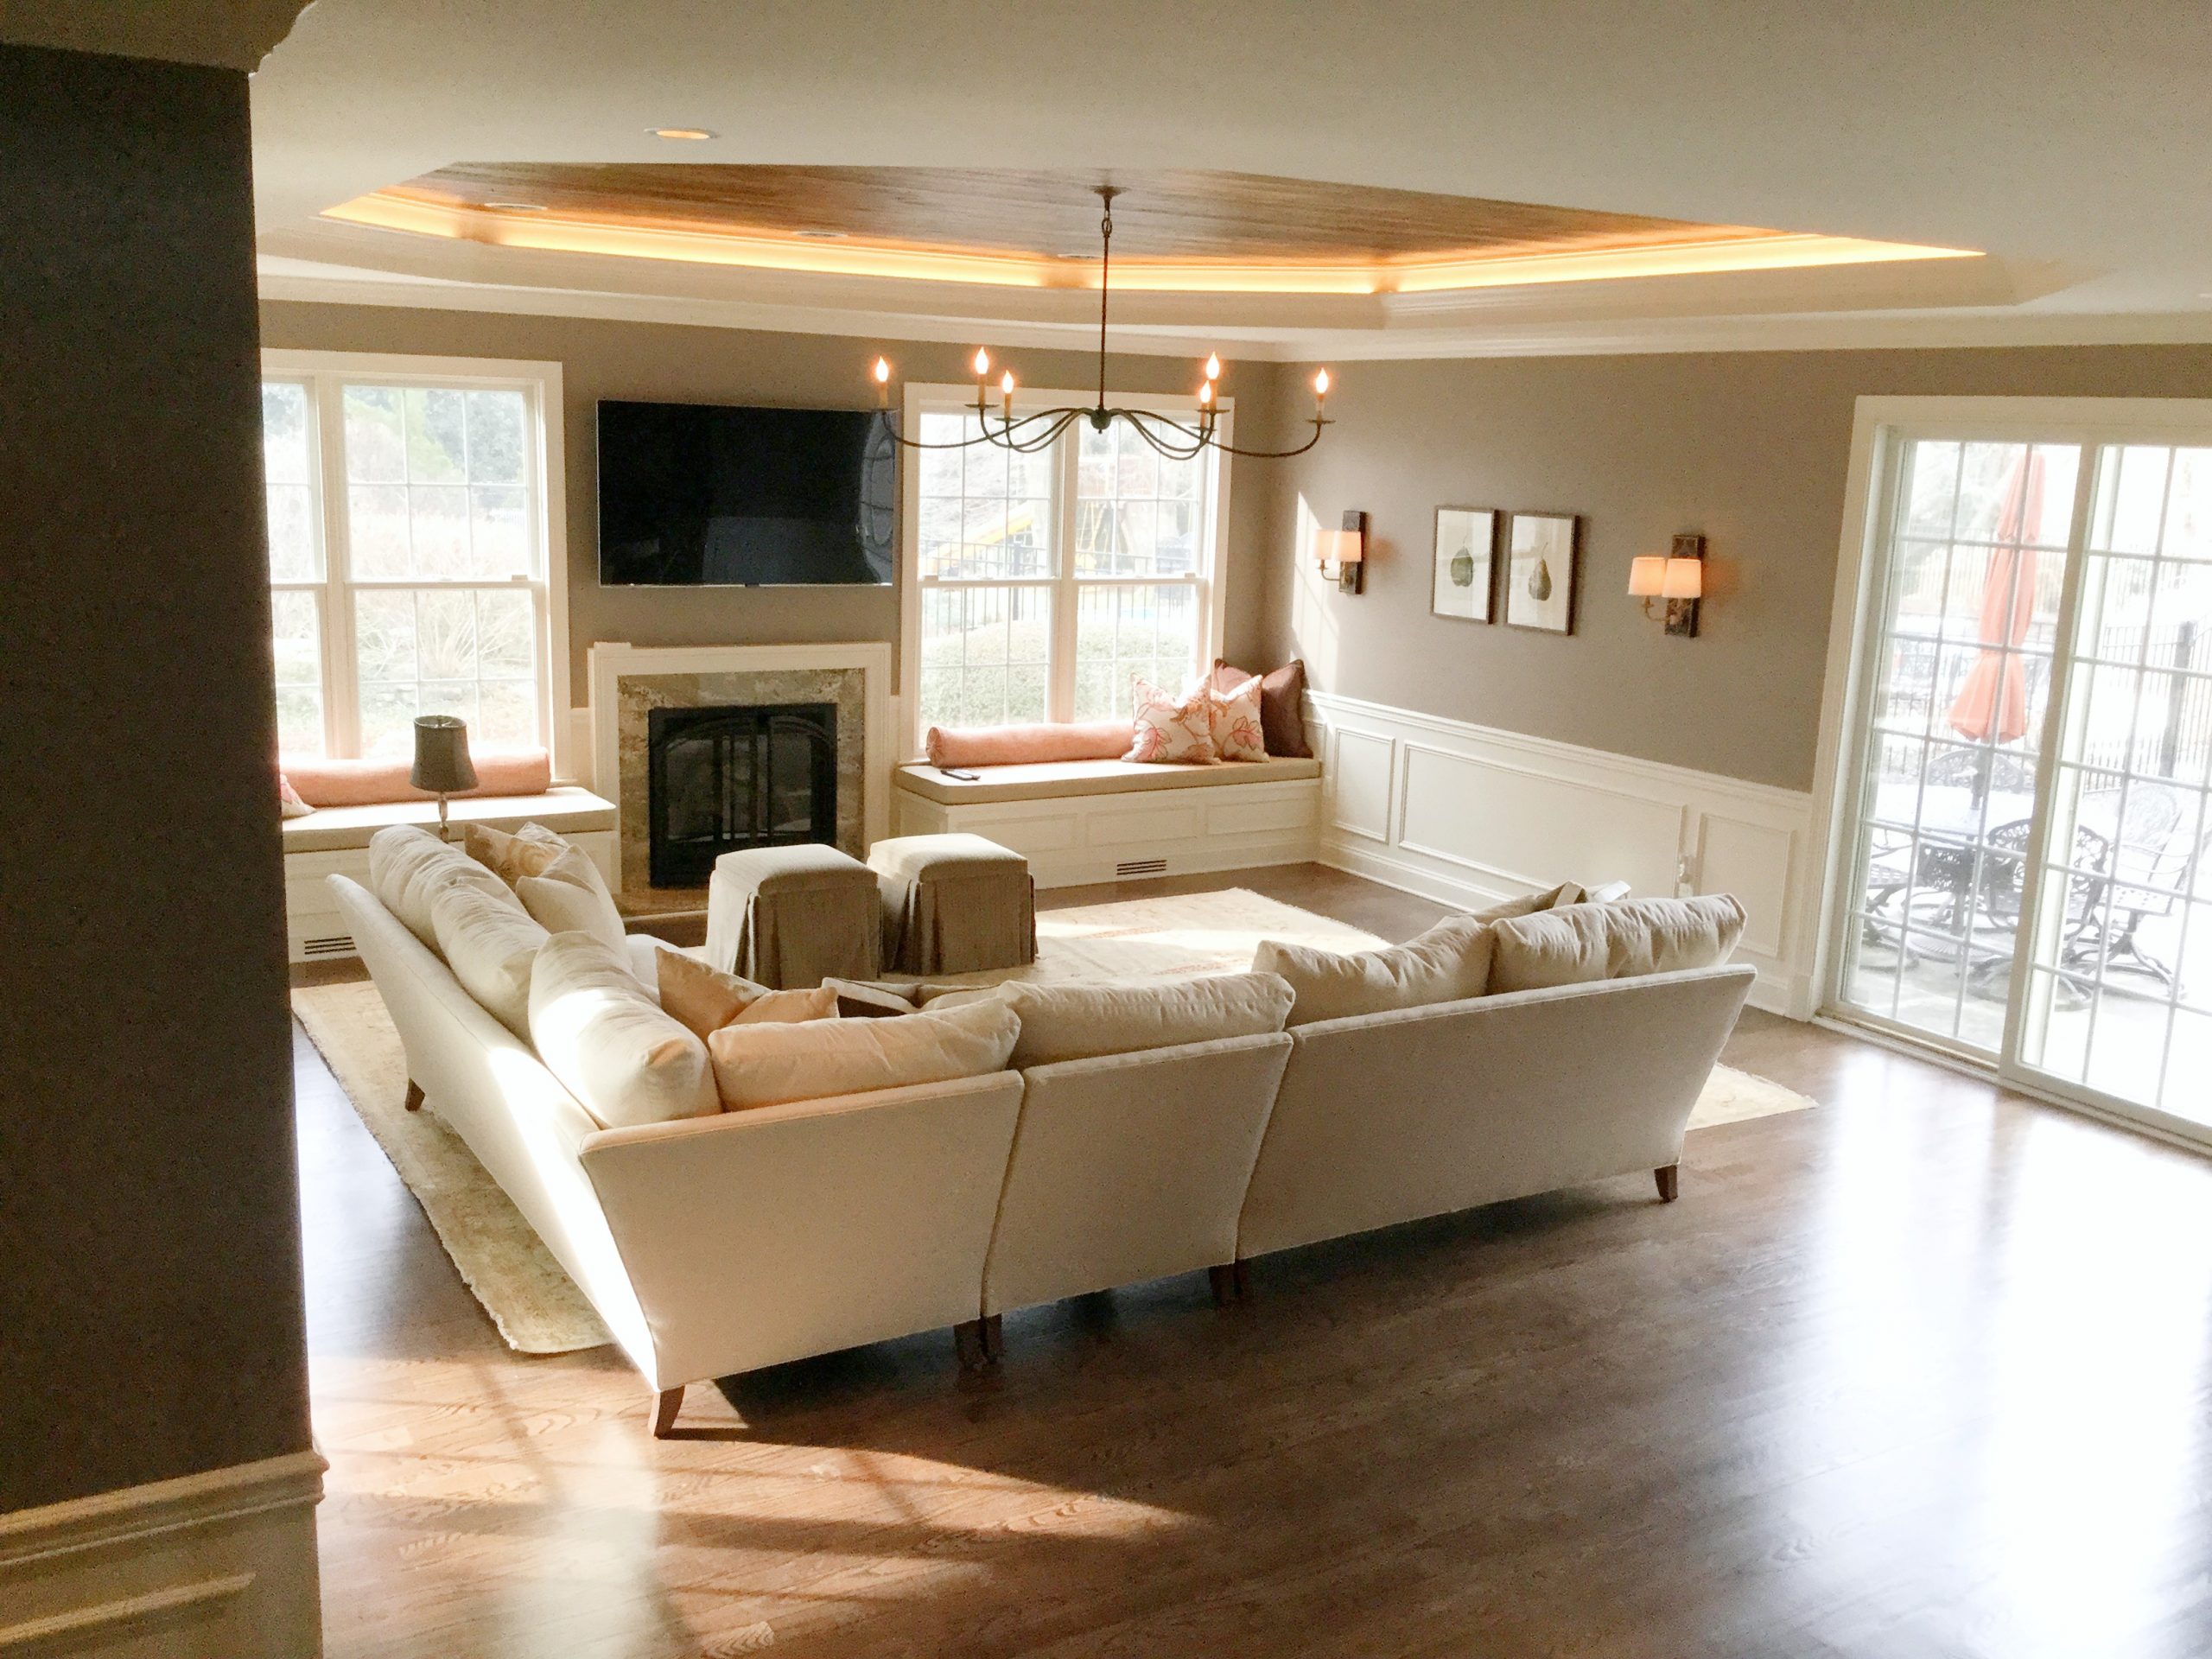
[0,1451,326,1658]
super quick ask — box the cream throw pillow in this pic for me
[1206,675,1269,763]
[1255,914,1496,1027]
[514,846,626,955]
[706,998,1018,1111]
[429,880,549,1037]
[463,820,566,884]
[1124,677,1218,764]
[369,824,514,948]
[656,951,838,1040]
[937,972,1294,1067]
[1471,881,1586,923]
[1487,894,1747,994]
[530,931,718,1129]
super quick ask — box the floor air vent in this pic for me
[1116,858,1168,879]
[302,935,356,958]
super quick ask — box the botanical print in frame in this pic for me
[1503,511,1580,634]
[1431,507,1496,622]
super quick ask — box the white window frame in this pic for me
[895,381,1233,757]
[259,349,573,780]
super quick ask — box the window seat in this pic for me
[891,758,1321,887]
[281,786,615,961]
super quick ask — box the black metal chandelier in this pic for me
[868,186,1332,461]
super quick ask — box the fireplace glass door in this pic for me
[647,703,837,887]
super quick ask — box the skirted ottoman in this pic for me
[705,843,882,988]
[868,833,1037,976]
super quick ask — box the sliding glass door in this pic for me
[1831,409,2212,1142]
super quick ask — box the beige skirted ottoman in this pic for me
[868,833,1037,976]
[705,843,882,988]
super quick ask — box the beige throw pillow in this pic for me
[368,823,514,947]
[529,931,719,1129]
[1471,881,1586,923]
[514,845,626,955]
[429,880,549,1037]
[1255,915,1495,1027]
[706,998,1019,1111]
[938,972,1294,1067]
[655,951,838,1040]
[1487,894,1747,994]
[463,820,566,884]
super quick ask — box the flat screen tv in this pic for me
[596,400,896,586]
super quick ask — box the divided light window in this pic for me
[261,363,556,760]
[913,399,1222,733]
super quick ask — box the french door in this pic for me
[1829,404,2212,1144]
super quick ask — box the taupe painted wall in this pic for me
[257,302,1283,705]
[1,46,311,1510]
[1252,346,2212,793]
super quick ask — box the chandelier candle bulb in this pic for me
[1314,368,1331,404]
[1001,370,1014,418]
[872,355,891,407]
[1205,353,1222,382]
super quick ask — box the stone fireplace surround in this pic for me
[587,642,893,906]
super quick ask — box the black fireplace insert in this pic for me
[646,702,837,887]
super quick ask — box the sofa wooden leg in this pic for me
[981,1313,1004,1363]
[1209,1264,1243,1306]
[404,1078,424,1113]
[650,1386,683,1439]
[1655,1163,1680,1203]
[954,1319,993,1373]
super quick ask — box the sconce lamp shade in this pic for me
[1660,557,1704,600]
[1313,527,1364,567]
[410,715,478,795]
[1628,556,1668,597]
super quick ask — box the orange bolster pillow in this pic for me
[281,747,553,808]
[924,721,1130,767]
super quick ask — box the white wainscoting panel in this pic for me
[1308,691,1816,1016]
[0,1452,325,1659]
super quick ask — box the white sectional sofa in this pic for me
[330,868,1754,1436]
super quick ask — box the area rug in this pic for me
[292,887,1814,1355]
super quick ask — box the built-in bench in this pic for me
[281,786,616,963]
[892,756,1322,887]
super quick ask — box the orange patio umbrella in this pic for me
[1948,450,2045,746]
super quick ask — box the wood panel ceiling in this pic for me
[390,164,1783,266]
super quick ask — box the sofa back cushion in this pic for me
[1487,894,1747,994]
[530,931,719,1129]
[429,880,548,1037]
[368,823,513,947]
[706,998,1019,1111]
[936,971,1294,1068]
[1255,915,1495,1027]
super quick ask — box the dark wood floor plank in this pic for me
[292,864,2212,1659]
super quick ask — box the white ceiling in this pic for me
[169,1,2212,355]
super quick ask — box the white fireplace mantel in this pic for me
[587,641,895,864]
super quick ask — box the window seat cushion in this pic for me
[280,786,615,855]
[893,754,1320,808]
[282,747,552,808]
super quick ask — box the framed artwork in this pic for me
[1431,507,1496,621]
[1503,511,1580,634]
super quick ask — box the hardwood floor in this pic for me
[296,866,2212,1659]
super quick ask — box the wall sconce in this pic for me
[1313,510,1367,594]
[1630,532,1705,637]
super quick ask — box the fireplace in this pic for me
[646,702,838,887]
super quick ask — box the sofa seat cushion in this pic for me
[706,998,1019,1111]
[429,880,550,1037]
[935,971,1294,1068]
[530,931,719,1129]
[1488,894,1747,994]
[894,753,1321,807]
[1255,914,1497,1027]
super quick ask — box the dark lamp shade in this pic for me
[410,715,478,795]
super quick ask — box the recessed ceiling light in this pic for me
[793,229,848,240]
[484,200,548,212]
[646,126,715,141]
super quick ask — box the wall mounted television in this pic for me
[596,400,896,587]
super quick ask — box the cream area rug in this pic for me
[292,887,1813,1356]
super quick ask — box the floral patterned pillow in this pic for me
[1208,674,1269,762]
[1124,677,1219,764]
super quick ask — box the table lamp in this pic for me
[411,715,477,842]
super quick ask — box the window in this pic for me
[903,388,1228,745]
[259,353,566,767]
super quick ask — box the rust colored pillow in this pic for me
[1209,659,1310,759]
[925,721,1128,767]
[281,747,553,808]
